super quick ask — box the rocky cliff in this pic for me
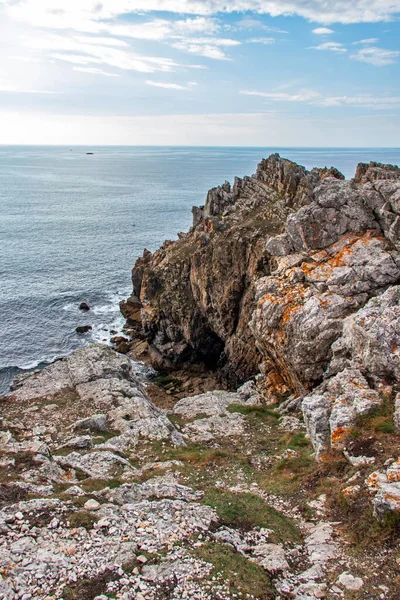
[122,155,400,459]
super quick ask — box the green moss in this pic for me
[194,542,274,599]
[203,488,301,543]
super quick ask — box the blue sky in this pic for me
[0,1,399,145]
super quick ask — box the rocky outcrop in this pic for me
[127,155,345,387]
[123,154,400,465]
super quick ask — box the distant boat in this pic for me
[86,152,94,155]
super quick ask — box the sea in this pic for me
[1,146,400,395]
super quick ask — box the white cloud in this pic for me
[312,27,334,34]
[171,37,240,60]
[311,42,347,53]
[241,88,400,108]
[351,46,400,65]
[145,79,197,89]
[23,34,182,73]
[241,90,322,102]
[73,66,120,76]
[352,38,379,44]
[4,0,400,26]
[247,37,275,44]
[232,18,287,33]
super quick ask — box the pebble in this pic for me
[83,499,101,511]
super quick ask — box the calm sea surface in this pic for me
[1,146,400,394]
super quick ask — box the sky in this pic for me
[0,0,399,146]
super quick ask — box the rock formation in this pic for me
[124,154,400,484]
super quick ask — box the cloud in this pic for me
[247,37,275,44]
[4,0,400,26]
[23,34,182,73]
[352,38,379,44]
[351,46,400,65]
[145,79,197,89]
[241,88,400,108]
[311,41,347,53]
[312,28,334,34]
[241,90,322,102]
[171,37,240,60]
[232,18,287,33]
[73,66,120,77]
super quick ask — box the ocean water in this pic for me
[1,146,400,394]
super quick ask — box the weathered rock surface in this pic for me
[123,155,400,479]
[6,345,184,449]
[1,340,398,599]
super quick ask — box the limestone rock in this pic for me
[366,458,400,519]
[72,414,108,433]
[337,572,364,591]
[7,345,183,448]
[302,369,381,459]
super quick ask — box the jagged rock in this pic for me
[304,522,338,563]
[128,155,345,385]
[252,233,399,394]
[251,543,289,574]
[61,435,94,450]
[104,476,202,505]
[173,390,244,419]
[7,346,183,448]
[366,458,400,519]
[302,368,381,459]
[173,390,253,442]
[123,156,400,419]
[72,414,108,433]
[329,285,400,385]
[54,450,136,479]
[395,393,400,431]
[78,302,90,311]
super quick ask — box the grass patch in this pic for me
[60,569,118,600]
[203,488,301,543]
[67,510,99,530]
[227,404,279,421]
[280,431,309,449]
[375,420,396,434]
[325,484,400,549]
[80,478,122,492]
[194,542,274,599]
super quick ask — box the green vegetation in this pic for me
[67,510,99,530]
[194,542,274,600]
[203,488,301,543]
[61,569,118,600]
[227,404,279,421]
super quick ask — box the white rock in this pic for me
[84,499,100,511]
[338,571,364,591]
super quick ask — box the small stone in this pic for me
[84,499,100,511]
[79,302,90,311]
[338,572,364,591]
[15,511,24,520]
[137,555,148,564]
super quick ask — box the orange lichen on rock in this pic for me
[331,426,349,445]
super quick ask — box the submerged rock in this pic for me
[76,325,92,334]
